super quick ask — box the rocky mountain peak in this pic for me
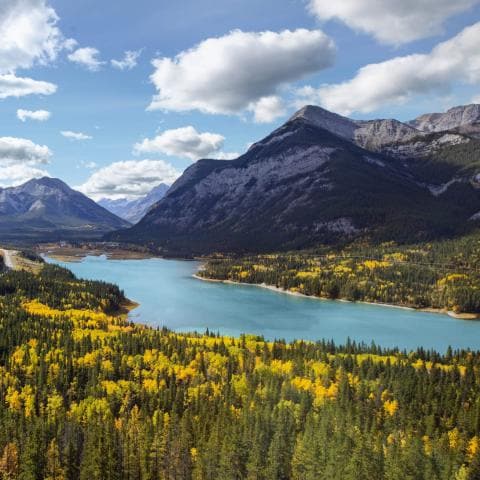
[0,177,130,241]
[409,104,480,133]
[20,177,71,196]
[289,105,357,142]
[289,105,421,152]
[108,101,480,254]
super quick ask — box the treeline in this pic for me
[0,265,480,478]
[0,264,126,313]
[200,232,480,313]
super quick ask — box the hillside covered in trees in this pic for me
[199,232,480,315]
[0,264,479,478]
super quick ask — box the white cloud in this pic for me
[148,29,335,119]
[249,95,286,123]
[61,130,92,141]
[111,50,141,70]
[473,95,480,103]
[0,0,70,73]
[299,22,480,115]
[77,160,181,200]
[0,137,52,164]
[0,73,56,99]
[0,164,50,188]
[0,136,51,187]
[17,109,51,122]
[78,160,97,170]
[308,0,479,45]
[63,38,78,51]
[0,0,76,99]
[68,47,104,71]
[134,126,226,160]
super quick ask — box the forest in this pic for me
[0,263,479,479]
[199,232,480,314]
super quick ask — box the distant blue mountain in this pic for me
[98,183,169,224]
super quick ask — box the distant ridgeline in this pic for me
[200,231,480,314]
[0,264,480,478]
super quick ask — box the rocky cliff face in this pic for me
[0,177,130,241]
[109,104,480,254]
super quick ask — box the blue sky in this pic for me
[1,0,480,199]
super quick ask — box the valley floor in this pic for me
[36,241,156,261]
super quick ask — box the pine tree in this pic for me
[265,404,295,480]
[44,440,65,480]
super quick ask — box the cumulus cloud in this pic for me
[0,137,52,164]
[0,0,75,99]
[76,160,181,200]
[297,22,480,115]
[111,50,142,70]
[0,136,52,187]
[61,130,92,141]
[17,109,51,122]
[473,95,480,103]
[134,126,226,161]
[249,95,286,123]
[0,0,70,73]
[0,74,56,99]
[148,29,335,119]
[308,0,479,45]
[68,47,104,71]
[0,164,50,188]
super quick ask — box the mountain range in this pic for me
[0,177,130,242]
[98,183,169,224]
[108,103,480,254]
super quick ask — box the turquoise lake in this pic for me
[46,255,480,352]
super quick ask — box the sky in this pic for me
[1,0,480,199]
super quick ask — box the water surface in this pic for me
[46,255,480,352]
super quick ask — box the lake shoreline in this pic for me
[41,250,479,321]
[192,274,479,320]
[43,253,480,351]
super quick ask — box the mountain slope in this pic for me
[98,183,169,224]
[0,177,130,241]
[109,105,480,254]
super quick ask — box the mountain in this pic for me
[98,183,169,224]
[0,177,130,242]
[408,104,480,137]
[290,105,421,151]
[109,104,480,255]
